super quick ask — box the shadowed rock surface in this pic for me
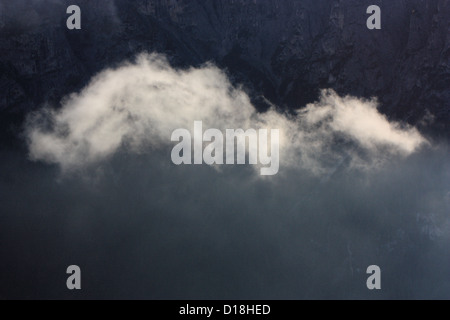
[0,0,448,136]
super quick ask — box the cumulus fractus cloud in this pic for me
[26,53,426,175]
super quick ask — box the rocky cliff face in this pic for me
[1,0,449,134]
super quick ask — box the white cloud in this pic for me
[26,53,427,175]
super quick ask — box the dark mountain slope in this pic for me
[0,0,448,134]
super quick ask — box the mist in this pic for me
[26,53,425,176]
[0,53,449,299]
[1,139,449,299]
